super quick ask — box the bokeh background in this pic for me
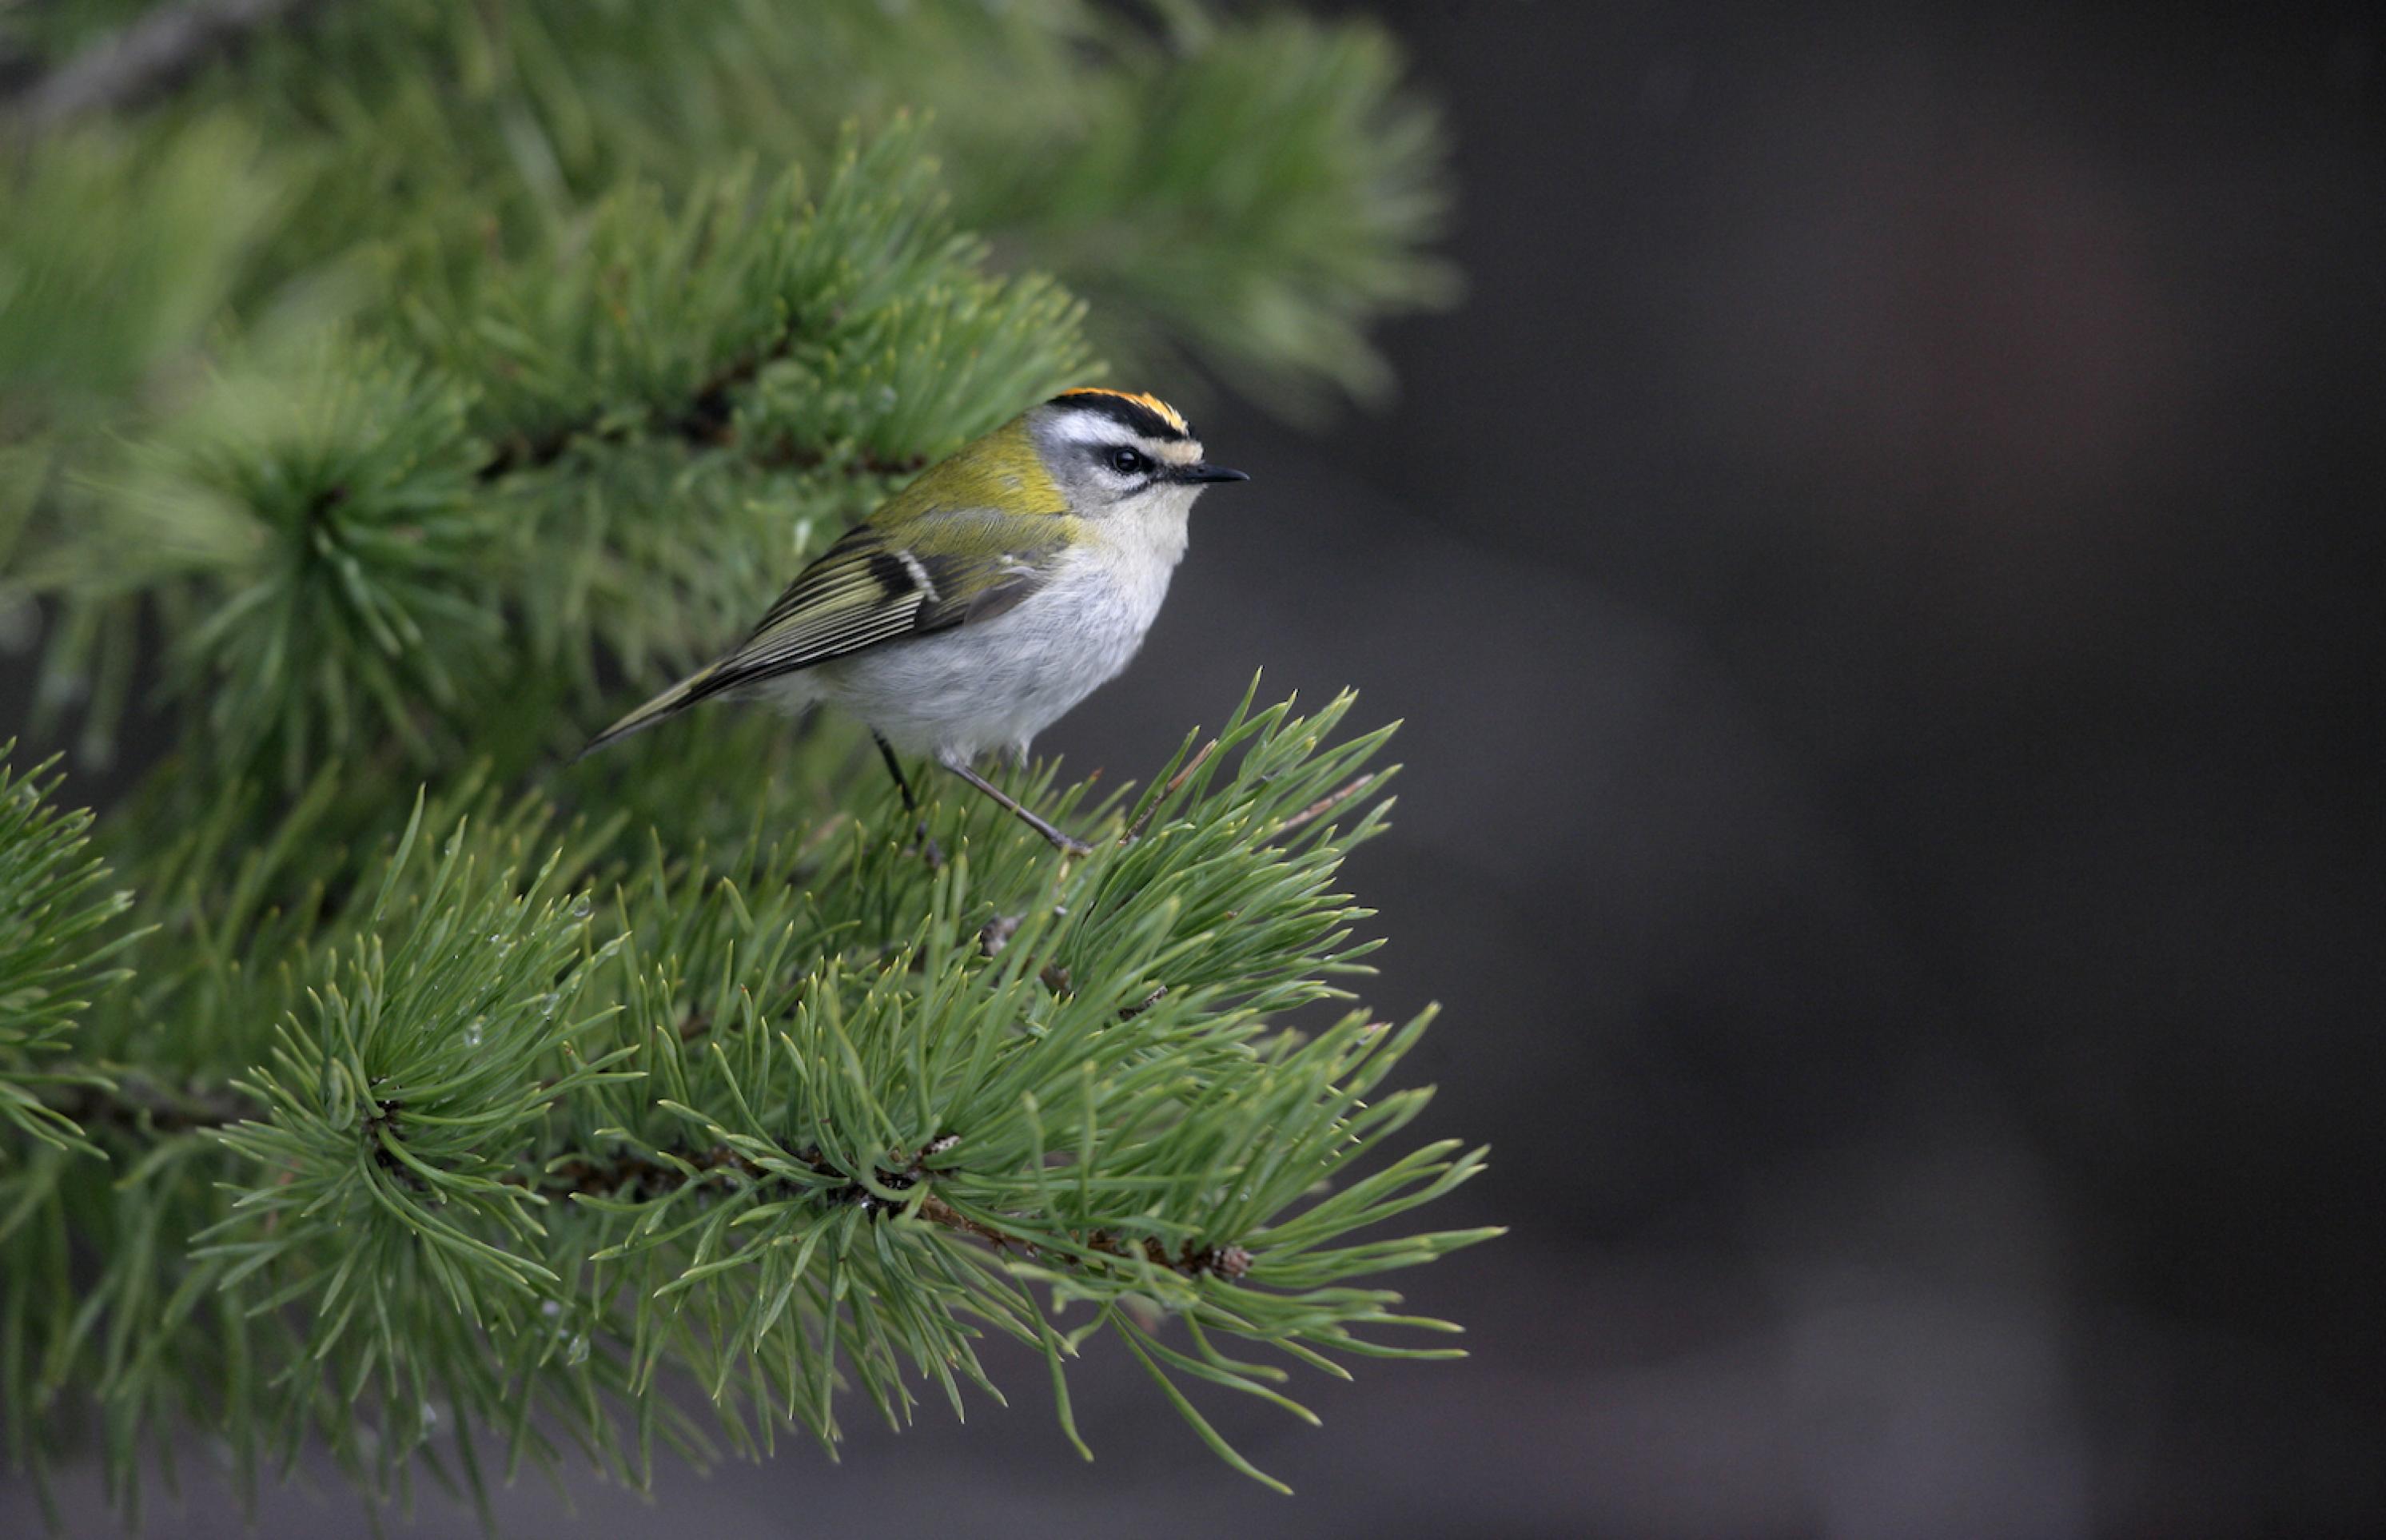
[7,2,2384,1535]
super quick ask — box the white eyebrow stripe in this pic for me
[1051,409,1161,451]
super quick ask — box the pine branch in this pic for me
[14,125,1093,793]
[0,744,137,1151]
[1,0,335,133]
[533,1132,1252,1279]
[1,693,1496,1518]
[46,1073,253,1137]
[0,10,1484,1520]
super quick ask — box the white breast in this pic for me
[796,510,1189,763]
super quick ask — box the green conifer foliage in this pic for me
[0,1,1488,1522]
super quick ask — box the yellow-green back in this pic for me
[865,415,1066,559]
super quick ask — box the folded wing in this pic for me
[580,516,1054,754]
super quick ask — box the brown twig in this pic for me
[1121,738,1217,844]
[1081,1228,1253,1279]
[46,1070,1249,1279]
[476,318,931,484]
[1270,775,1373,840]
[47,1075,257,1136]
[2,0,335,133]
[534,1134,1248,1277]
[536,1140,767,1199]
[915,1192,1018,1250]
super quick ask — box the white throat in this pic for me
[1111,483,1198,568]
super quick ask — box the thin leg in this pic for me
[873,731,918,813]
[941,758,1093,856]
[874,731,943,866]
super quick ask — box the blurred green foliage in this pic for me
[0,1,1484,1525]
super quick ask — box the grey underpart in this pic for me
[762,503,1192,766]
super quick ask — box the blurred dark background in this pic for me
[8,2,2384,1535]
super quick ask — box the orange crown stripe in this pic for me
[1058,388,1189,435]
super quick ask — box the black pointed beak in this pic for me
[1178,463,1249,483]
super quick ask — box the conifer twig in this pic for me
[538,1138,1249,1278]
[1270,774,1372,839]
[1123,737,1217,843]
[50,1075,256,1136]
[0,19,1480,1496]
[2,0,335,133]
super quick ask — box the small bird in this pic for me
[581,388,1247,853]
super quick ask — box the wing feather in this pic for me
[695,522,1052,696]
[583,505,1062,754]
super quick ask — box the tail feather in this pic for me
[576,665,719,760]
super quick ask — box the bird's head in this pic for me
[1024,388,1248,527]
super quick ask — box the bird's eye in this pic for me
[1109,448,1148,476]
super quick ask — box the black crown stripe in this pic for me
[1046,390,1193,444]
